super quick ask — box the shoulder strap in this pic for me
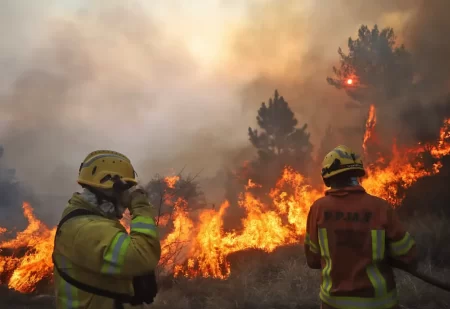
[53,208,134,304]
[52,254,133,303]
[56,208,101,233]
[53,207,157,305]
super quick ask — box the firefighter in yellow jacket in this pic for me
[52,150,161,309]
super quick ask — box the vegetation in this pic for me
[145,171,206,225]
[2,23,450,309]
[4,212,450,309]
[326,24,414,104]
[233,90,313,194]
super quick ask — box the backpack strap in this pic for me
[53,208,134,305]
[56,208,101,232]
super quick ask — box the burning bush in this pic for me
[0,202,55,293]
[0,112,449,295]
[0,87,449,302]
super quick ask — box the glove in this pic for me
[129,272,158,305]
[127,188,154,217]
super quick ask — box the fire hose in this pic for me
[389,259,450,292]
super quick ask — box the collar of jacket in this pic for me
[325,185,366,196]
[69,193,110,218]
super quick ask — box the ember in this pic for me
[0,109,449,293]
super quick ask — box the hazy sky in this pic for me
[1,0,443,200]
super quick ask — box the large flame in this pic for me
[0,109,449,293]
[362,104,377,156]
[0,203,56,293]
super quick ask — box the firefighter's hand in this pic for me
[127,188,152,214]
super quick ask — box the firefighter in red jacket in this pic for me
[305,145,417,309]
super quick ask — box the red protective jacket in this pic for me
[304,186,417,309]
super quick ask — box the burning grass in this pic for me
[3,226,450,309]
[151,249,450,309]
[149,213,450,309]
[0,108,449,307]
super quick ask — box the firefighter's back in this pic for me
[312,186,406,309]
[305,145,416,309]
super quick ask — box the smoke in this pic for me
[228,0,450,151]
[0,2,248,209]
[404,0,450,96]
[1,0,449,223]
[225,0,403,152]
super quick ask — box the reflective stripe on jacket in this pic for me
[53,193,161,309]
[304,186,417,309]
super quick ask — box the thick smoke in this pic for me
[404,0,450,96]
[1,1,449,224]
[0,2,248,221]
[228,0,450,151]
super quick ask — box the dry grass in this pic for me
[152,246,320,309]
[2,214,450,309]
[148,213,450,309]
[151,245,450,309]
[406,213,450,268]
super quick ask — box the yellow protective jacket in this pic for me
[53,193,161,309]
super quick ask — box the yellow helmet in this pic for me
[321,145,365,179]
[77,150,137,190]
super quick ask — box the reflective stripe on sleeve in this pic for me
[389,232,415,256]
[320,288,398,309]
[57,256,80,309]
[101,232,131,274]
[318,228,332,294]
[131,216,158,238]
[371,230,385,262]
[366,230,388,297]
[305,232,319,254]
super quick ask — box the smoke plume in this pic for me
[1,0,449,223]
[228,0,450,150]
[0,2,248,209]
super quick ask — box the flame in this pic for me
[347,78,353,85]
[165,175,180,189]
[362,116,450,206]
[119,210,131,234]
[175,167,322,279]
[245,179,261,189]
[0,202,56,293]
[0,115,449,292]
[160,198,195,275]
[431,119,450,157]
[362,104,377,155]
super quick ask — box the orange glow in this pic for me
[0,203,56,293]
[362,104,377,155]
[165,175,180,189]
[0,115,449,292]
[347,78,353,85]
